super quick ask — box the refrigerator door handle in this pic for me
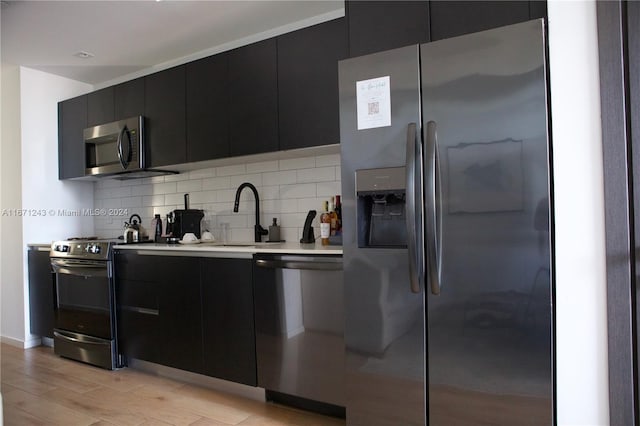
[425,120,442,295]
[405,122,424,294]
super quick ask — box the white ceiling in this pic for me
[1,0,344,86]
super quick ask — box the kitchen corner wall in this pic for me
[94,153,341,243]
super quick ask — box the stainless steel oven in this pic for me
[253,254,344,417]
[50,240,123,369]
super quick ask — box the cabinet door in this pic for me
[429,1,530,41]
[347,1,430,57]
[115,253,203,373]
[278,18,348,150]
[186,54,230,162]
[529,1,547,20]
[114,78,145,120]
[144,66,187,167]
[87,87,114,126]
[28,249,54,338]
[228,39,279,156]
[58,95,87,179]
[158,256,202,373]
[201,258,256,386]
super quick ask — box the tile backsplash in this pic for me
[94,153,342,243]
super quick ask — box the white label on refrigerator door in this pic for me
[356,76,391,130]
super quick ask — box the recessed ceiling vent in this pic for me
[73,51,94,59]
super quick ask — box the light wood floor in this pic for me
[1,343,345,426]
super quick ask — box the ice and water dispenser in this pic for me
[355,166,407,248]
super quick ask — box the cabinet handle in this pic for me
[119,305,159,316]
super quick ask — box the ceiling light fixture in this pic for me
[73,51,94,59]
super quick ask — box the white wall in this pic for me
[0,66,93,347]
[20,67,94,243]
[1,64,26,346]
[94,155,341,243]
[548,1,609,425]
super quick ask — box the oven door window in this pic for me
[54,269,113,340]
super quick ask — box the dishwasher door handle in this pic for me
[255,259,342,271]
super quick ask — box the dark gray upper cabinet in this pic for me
[186,53,230,162]
[87,87,114,127]
[114,78,145,120]
[28,249,54,338]
[58,94,87,179]
[347,1,430,57]
[529,1,548,20]
[429,1,531,41]
[85,80,144,129]
[144,66,187,167]
[277,18,348,150]
[228,39,279,156]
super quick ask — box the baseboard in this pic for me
[1,335,42,349]
[0,336,42,349]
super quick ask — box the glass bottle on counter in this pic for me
[320,201,331,245]
[328,197,338,236]
[151,214,162,242]
[335,195,342,235]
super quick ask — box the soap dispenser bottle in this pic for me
[268,218,280,242]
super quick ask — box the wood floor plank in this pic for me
[56,363,147,393]
[20,364,103,394]
[3,388,101,425]
[85,386,203,426]
[188,417,235,426]
[41,387,146,425]
[2,368,59,395]
[130,385,251,425]
[3,402,49,426]
[21,346,79,372]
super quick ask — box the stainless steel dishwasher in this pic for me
[253,254,344,417]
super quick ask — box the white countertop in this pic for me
[114,240,342,255]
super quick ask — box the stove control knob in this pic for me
[86,244,101,254]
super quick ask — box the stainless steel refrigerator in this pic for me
[338,19,553,425]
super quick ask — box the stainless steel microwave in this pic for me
[84,116,145,177]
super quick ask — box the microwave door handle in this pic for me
[405,122,424,294]
[117,125,131,169]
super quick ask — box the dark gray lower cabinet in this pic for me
[28,247,55,338]
[201,258,256,386]
[115,253,203,373]
[115,252,256,386]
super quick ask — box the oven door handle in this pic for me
[51,260,108,278]
[54,330,109,346]
[51,258,107,268]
